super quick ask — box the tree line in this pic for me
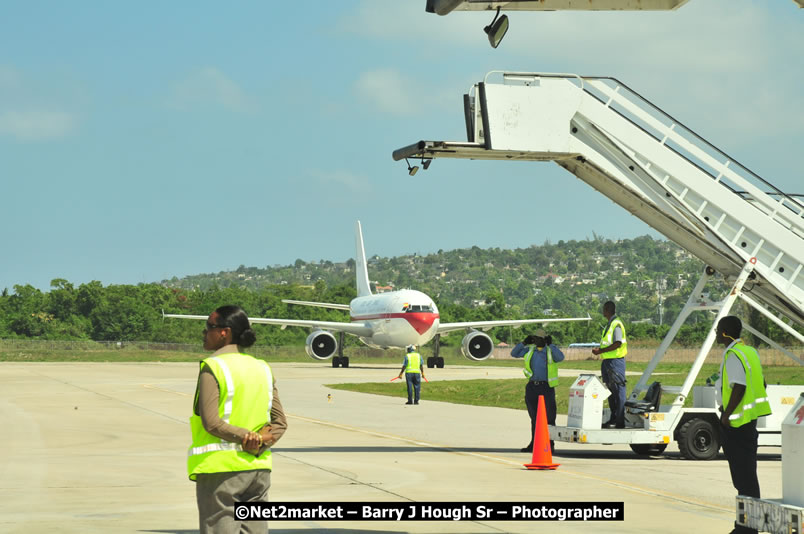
[2,236,801,348]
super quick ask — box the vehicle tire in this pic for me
[629,443,668,456]
[436,357,445,368]
[427,356,435,368]
[342,357,349,368]
[678,418,720,460]
[331,357,341,368]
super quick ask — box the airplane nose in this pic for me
[404,313,439,335]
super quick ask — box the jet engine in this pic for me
[305,330,338,360]
[461,330,494,361]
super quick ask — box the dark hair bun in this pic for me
[239,328,256,348]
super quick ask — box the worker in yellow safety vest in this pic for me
[592,300,627,429]
[189,305,288,534]
[715,315,771,534]
[511,328,564,453]
[398,345,426,404]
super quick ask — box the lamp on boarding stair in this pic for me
[405,158,419,176]
[484,7,508,49]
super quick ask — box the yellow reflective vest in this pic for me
[405,352,422,374]
[187,353,274,481]
[600,316,627,360]
[722,342,771,428]
[523,345,559,387]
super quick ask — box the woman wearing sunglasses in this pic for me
[188,305,287,533]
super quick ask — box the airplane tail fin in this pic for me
[355,220,372,297]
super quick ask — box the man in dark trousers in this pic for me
[715,315,771,534]
[397,345,426,405]
[592,301,627,428]
[511,328,564,453]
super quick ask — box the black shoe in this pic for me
[603,422,626,429]
[405,401,413,405]
[520,445,533,453]
[414,401,419,405]
[602,421,615,429]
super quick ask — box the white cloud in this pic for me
[308,169,381,206]
[353,68,458,117]
[0,66,80,141]
[354,69,418,116]
[0,110,77,140]
[168,67,255,113]
[311,169,374,195]
[0,66,22,89]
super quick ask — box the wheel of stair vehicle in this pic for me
[629,443,668,457]
[678,417,720,460]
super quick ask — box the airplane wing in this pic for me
[437,315,591,334]
[281,299,351,311]
[162,313,374,337]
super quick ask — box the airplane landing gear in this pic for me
[332,356,349,368]
[332,332,349,368]
[427,335,445,368]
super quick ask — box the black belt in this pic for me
[529,380,549,386]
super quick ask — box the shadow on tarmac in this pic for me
[274,447,781,462]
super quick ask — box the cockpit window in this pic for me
[404,304,433,313]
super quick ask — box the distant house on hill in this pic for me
[538,272,564,284]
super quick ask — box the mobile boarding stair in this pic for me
[394,72,804,459]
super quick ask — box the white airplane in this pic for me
[164,221,589,368]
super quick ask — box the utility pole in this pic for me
[657,277,665,326]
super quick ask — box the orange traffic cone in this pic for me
[524,395,560,470]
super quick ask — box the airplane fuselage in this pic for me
[350,289,440,349]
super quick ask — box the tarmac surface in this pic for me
[0,361,785,533]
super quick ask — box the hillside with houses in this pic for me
[163,235,725,340]
[4,236,799,347]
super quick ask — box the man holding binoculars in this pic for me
[510,329,564,453]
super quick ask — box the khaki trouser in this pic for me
[196,470,271,534]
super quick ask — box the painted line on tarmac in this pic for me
[287,413,731,515]
[556,468,731,514]
[278,415,509,533]
[288,413,523,467]
[143,383,190,396]
[21,370,188,424]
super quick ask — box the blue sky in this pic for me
[1,1,801,291]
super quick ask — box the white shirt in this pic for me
[715,339,748,406]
